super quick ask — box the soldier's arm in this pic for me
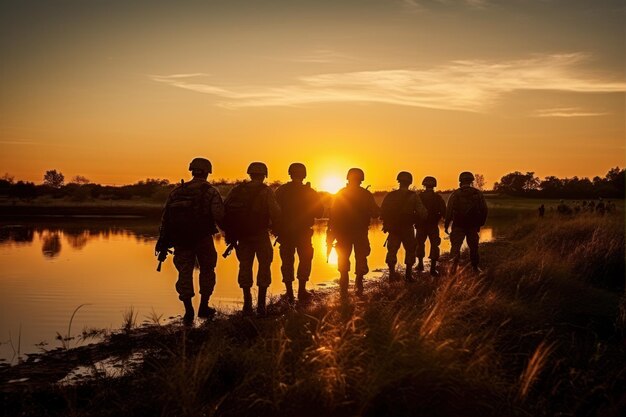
[369,192,381,219]
[209,188,225,230]
[414,193,427,222]
[478,191,488,226]
[444,192,455,229]
[438,195,447,221]
[267,188,282,229]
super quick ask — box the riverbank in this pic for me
[1,214,624,417]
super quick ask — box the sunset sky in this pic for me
[1,0,624,191]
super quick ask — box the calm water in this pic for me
[0,219,496,363]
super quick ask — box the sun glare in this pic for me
[320,176,345,194]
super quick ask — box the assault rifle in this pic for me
[325,228,336,263]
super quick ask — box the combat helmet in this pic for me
[396,171,413,184]
[347,168,365,182]
[459,171,475,183]
[422,176,437,188]
[288,163,307,179]
[189,157,212,173]
[247,162,268,177]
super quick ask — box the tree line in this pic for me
[493,167,625,198]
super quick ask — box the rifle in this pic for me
[325,229,336,263]
[222,241,238,258]
[155,249,173,272]
[383,236,389,247]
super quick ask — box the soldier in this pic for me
[275,163,324,302]
[381,172,426,282]
[155,157,224,324]
[444,171,488,274]
[416,176,446,277]
[596,197,606,215]
[223,162,280,316]
[538,204,545,218]
[327,168,379,296]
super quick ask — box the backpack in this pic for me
[452,187,485,227]
[224,183,268,238]
[164,182,214,245]
[381,190,414,232]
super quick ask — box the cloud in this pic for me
[402,0,489,13]
[531,107,610,118]
[150,53,626,112]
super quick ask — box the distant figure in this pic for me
[588,200,596,212]
[275,163,324,302]
[556,199,572,215]
[582,200,588,211]
[416,176,446,276]
[606,200,615,214]
[596,197,606,216]
[380,172,426,283]
[223,162,281,316]
[538,204,545,218]
[156,158,224,324]
[444,171,488,274]
[327,168,380,296]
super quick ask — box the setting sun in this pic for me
[319,176,345,194]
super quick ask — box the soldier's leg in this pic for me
[196,237,218,318]
[354,231,371,294]
[279,240,296,283]
[173,246,196,322]
[335,235,353,294]
[235,239,255,289]
[402,228,417,269]
[385,233,401,280]
[295,231,314,299]
[196,237,218,297]
[428,225,442,276]
[415,228,427,271]
[449,227,466,273]
[466,227,480,268]
[255,234,273,316]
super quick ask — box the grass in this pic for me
[1,214,624,417]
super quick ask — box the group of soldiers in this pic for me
[155,158,488,322]
[550,198,616,216]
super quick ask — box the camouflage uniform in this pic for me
[416,189,446,262]
[445,185,488,268]
[161,178,224,300]
[329,185,379,287]
[381,189,426,269]
[225,181,281,289]
[275,181,323,283]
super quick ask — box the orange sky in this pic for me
[1,0,624,190]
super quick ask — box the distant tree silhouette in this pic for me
[43,170,65,188]
[494,172,539,195]
[474,173,485,190]
[71,175,90,185]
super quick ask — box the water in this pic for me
[0,219,496,363]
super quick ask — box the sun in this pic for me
[320,176,345,194]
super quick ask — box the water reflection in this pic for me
[0,218,501,363]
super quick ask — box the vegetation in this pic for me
[2,214,624,416]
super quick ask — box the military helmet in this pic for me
[422,176,437,187]
[459,171,475,183]
[288,162,307,178]
[247,162,268,176]
[347,167,365,182]
[188,157,212,173]
[396,171,413,184]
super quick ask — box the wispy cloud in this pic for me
[531,107,610,118]
[150,53,626,112]
[402,0,489,13]
[288,49,355,64]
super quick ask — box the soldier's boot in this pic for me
[297,279,311,301]
[405,265,416,283]
[339,272,349,298]
[387,262,398,282]
[430,261,440,277]
[257,286,268,317]
[182,298,194,325]
[355,275,364,296]
[197,295,216,318]
[284,282,295,303]
[242,288,253,316]
[416,258,425,272]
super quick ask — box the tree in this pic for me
[71,175,90,185]
[494,171,539,195]
[1,173,14,184]
[43,170,65,188]
[474,174,485,190]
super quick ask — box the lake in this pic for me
[0,218,497,363]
